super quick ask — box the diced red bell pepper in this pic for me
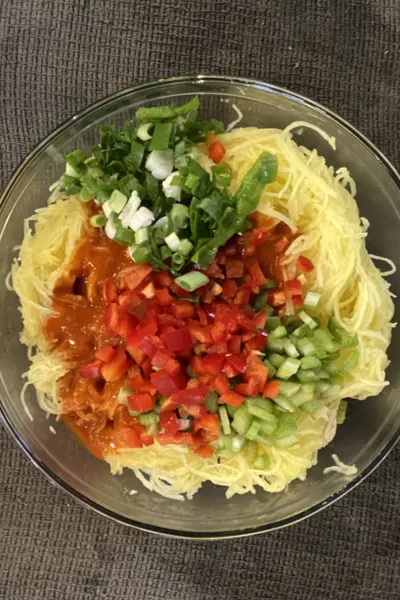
[170,301,194,320]
[192,413,220,435]
[201,353,225,375]
[157,313,184,328]
[196,307,208,326]
[130,373,144,391]
[234,382,252,395]
[126,345,146,365]
[172,386,209,406]
[227,335,241,355]
[226,354,246,374]
[246,331,267,352]
[151,350,180,375]
[103,279,118,302]
[211,322,228,343]
[213,373,230,395]
[233,284,252,307]
[118,312,139,340]
[189,324,213,344]
[244,244,256,257]
[159,397,180,412]
[104,303,123,336]
[160,412,180,435]
[179,404,207,418]
[101,348,128,382]
[244,353,269,393]
[249,262,267,287]
[128,393,155,413]
[123,264,152,291]
[161,326,193,353]
[139,381,157,395]
[252,229,270,246]
[150,370,186,396]
[222,279,238,298]
[194,444,214,458]
[225,259,244,279]
[117,290,141,311]
[206,261,225,279]
[155,288,173,306]
[253,310,267,329]
[79,361,102,379]
[219,391,245,408]
[222,362,237,378]
[208,140,225,164]
[95,343,117,363]
[292,295,304,308]
[127,315,158,348]
[268,289,286,307]
[154,271,173,287]
[141,357,152,379]
[263,380,280,399]
[297,255,314,273]
[284,279,302,298]
[139,335,163,359]
[207,342,228,355]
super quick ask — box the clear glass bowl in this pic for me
[0,75,399,539]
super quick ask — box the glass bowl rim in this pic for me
[0,74,399,540]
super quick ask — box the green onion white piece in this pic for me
[119,191,141,227]
[105,219,117,240]
[165,232,181,251]
[102,200,113,219]
[175,271,209,291]
[145,149,174,180]
[129,206,155,232]
[137,122,153,141]
[162,171,181,201]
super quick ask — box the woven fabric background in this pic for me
[0,1,399,599]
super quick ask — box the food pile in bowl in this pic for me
[10,95,395,501]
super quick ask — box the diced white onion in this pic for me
[129,206,155,232]
[165,232,181,251]
[105,219,117,239]
[145,150,174,180]
[119,191,141,227]
[162,171,181,201]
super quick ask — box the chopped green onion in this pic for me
[135,96,200,122]
[276,357,301,380]
[149,122,173,151]
[160,245,172,260]
[66,149,87,173]
[139,413,159,426]
[65,162,79,178]
[124,141,145,170]
[108,190,128,214]
[298,310,318,330]
[171,252,186,270]
[137,123,153,141]
[211,164,232,187]
[131,245,150,264]
[178,239,193,256]
[174,140,186,157]
[135,227,149,245]
[170,204,189,229]
[175,271,209,292]
[113,225,136,246]
[304,290,321,309]
[90,214,107,228]
[185,173,200,190]
[219,406,231,435]
[165,232,181,251]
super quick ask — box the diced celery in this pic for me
[283,338,300,358]
[265,279,277,289]
[276,357,301,380]
[247,405,277,422]
[254,291,268,311]
[253,453,271,470]
[273,414,297,438]
[301,383,316,393]
[231,405,252,436]
[262,358,276,378]
[300,356,322,370]
[218,434,233,450]
[139,412,159,426]
[219,406,231,435]
[274,435,297,448]
[218,448,235,459]
[268,353,286,368]
[328,317,358,348]
[232,436,246,452]
[292,323,312,338]
[269,325,287,339]
[296,369,322,382]
[304,291,321,309]
[245,420,261,440]
[265,316,281,331]
[272,395,295,412]
[226,404,237,419]
[339,350,360,375]
[290,390,315,407]
[299,310,318,329]
[259,419,277,435]
[246,396,273,412]
[267,338,285,353]
[321,383,341,398]
[278,380,301,398]
[244,440,258,463]
[296,336,316,356]
[312,328,338,354]
[315,381,331,394]
[300,399,320,413]
[117,386,132,405]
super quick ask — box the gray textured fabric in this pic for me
[0,1,399,598]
